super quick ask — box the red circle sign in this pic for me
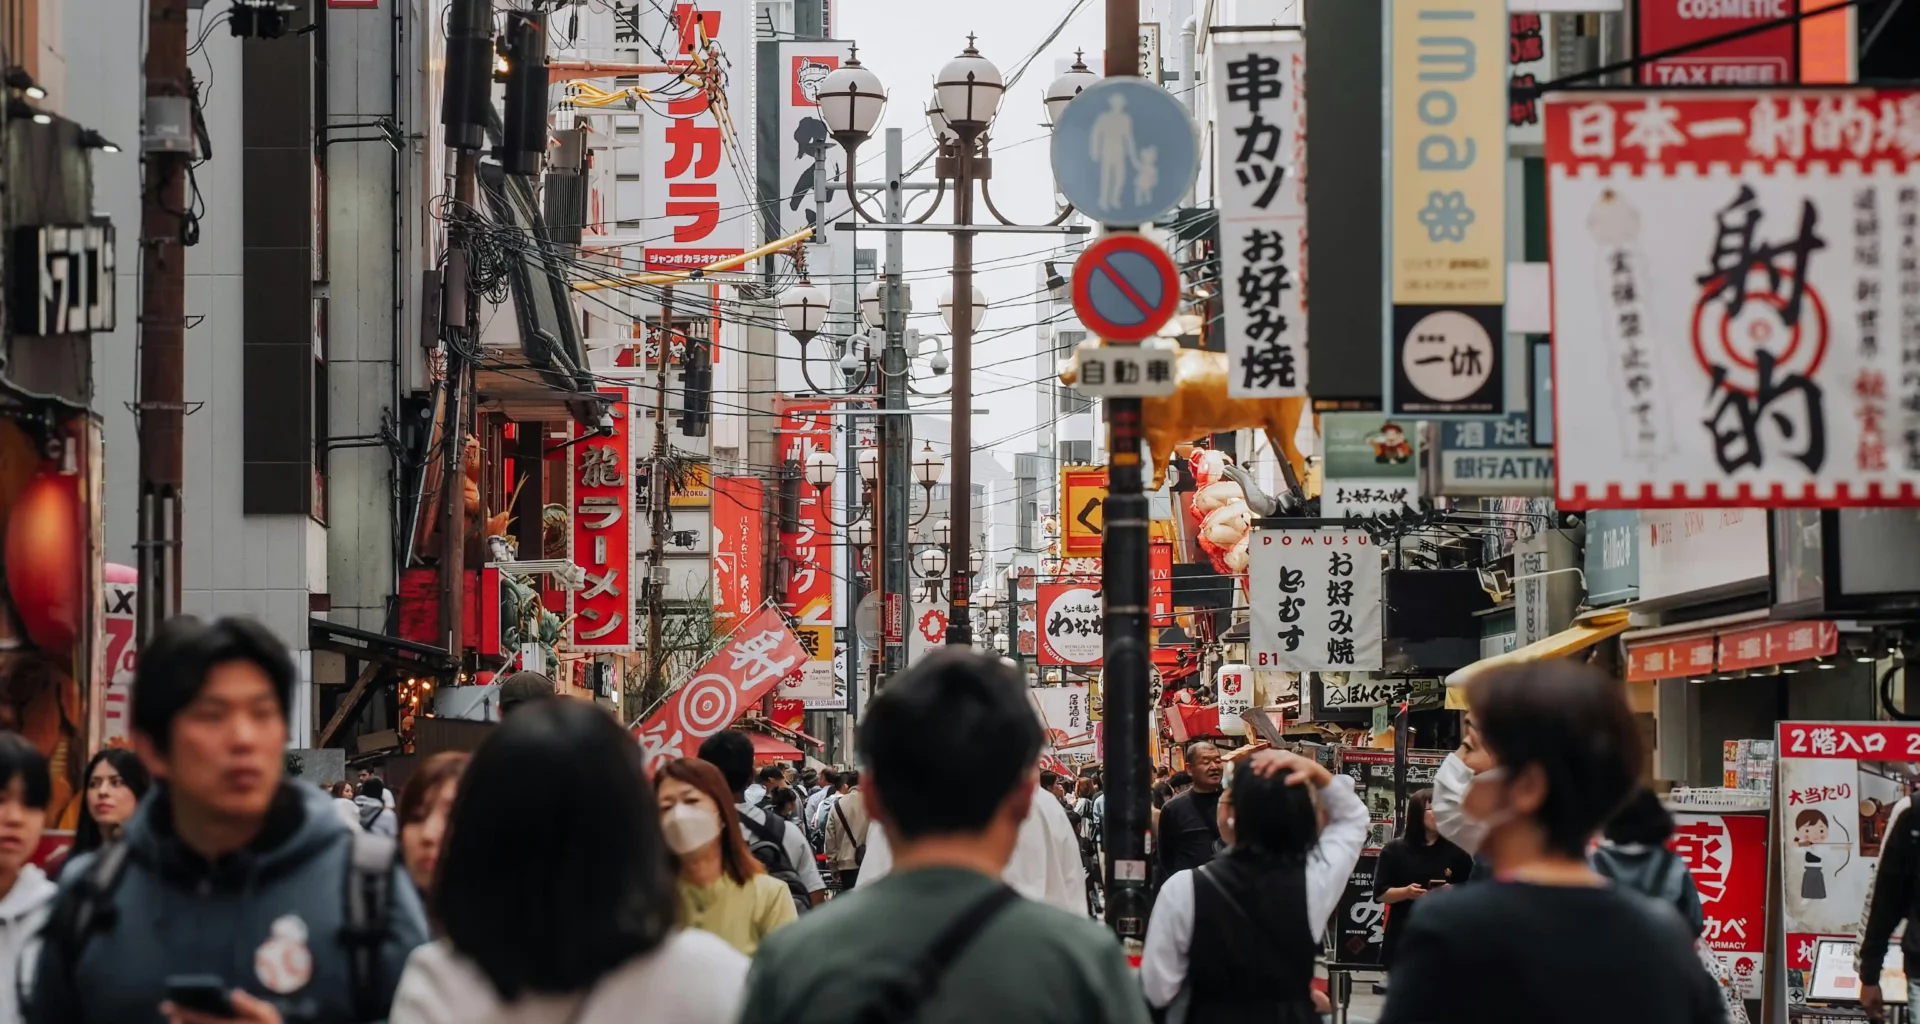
[1070,232,1181,343]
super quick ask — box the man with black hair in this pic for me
[496,670,555,718]
[352,777,398,838]
[699,731,826,910]
[30,616,428,1024]
[0,732,56,1023]
[740,649,1148,1024]
[746,763,787,808]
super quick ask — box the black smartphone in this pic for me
[1429,878,1449,889]
[164,975,236,1019]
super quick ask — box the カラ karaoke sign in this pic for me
[635,605,808,771]
[1248,527,1383,672]
[1212,34,1308,399]
[1546,89,1920,508]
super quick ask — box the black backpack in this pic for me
[739,810,811,914]
[38,830,399,1021]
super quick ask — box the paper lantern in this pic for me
[6,469,82,652]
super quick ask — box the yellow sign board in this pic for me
[670,463,712,508]
[1390,0,1506,307]
[1062,466,1108,557]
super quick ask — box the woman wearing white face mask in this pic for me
[1378,661,1724,1024]
[657,757,798,955]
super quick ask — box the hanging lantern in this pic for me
[6,467,82,653]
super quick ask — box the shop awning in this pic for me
[749,732,805,764]
[1442,608,1633,707]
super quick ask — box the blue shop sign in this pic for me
[1437,413,1554,497]
[1583,509,1640,607]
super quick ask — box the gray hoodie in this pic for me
[0,863,57,1023]
[1590,840,1706,938]
[28,781,428,1024]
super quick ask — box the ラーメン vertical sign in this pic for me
[1389,0,1507,415]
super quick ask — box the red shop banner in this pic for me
[777,404,835,691]
[1624,632,1717,682]
[1670,810,1770,999]
[1150,539,1174,628]
[710,476,765,623]
[1717,620,1838,672]
[1780,721,1920,759]
[636,604,807,771]
[1636,0,1795,87]
[569,386,637,652]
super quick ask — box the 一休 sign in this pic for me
[1038,583,1103,666]
[1248,527,1383,671]
[1389,0,1507,416]
[1546,89,1920,508]
[1213,35,1309,399]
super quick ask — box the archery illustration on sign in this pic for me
[1790,806,1851,901]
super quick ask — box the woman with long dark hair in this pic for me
[1374,788,1472,971]
[397,751,468,903]
[1378,662,1722,1024]
[1140,749,1368,1023]
[69,747,149,858]
[656,757,797,955]
[389,701,747,1024]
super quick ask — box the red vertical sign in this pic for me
[569,387,637,651]
[1637,0,1796,86]
[1671,811,1770,999]
[1149,539,1173,628]
[710,476,765,623]
[777,404,835,684]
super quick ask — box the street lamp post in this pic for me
[815,38,1088,679]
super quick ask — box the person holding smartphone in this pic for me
[1373,789,1472,974]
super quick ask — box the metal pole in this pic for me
[880,129,911,679]
[645,287,674,701]
[944,135,975,645]
[441,150,480,656]
[1100,0,1153,943]
[136,0,190,645]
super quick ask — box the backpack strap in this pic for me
[342,830,397,1023]
[44,841,130,968]
[740,807,787,849]
[858,885,1021,1024]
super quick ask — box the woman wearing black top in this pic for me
[1374,788,1472,970]
[1379,661,1725,1024]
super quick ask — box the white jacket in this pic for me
[390,930,746,1024]
[0,865,58,1023]
[857,783,1090,915]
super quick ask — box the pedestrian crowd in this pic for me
[0,613,1787,1023]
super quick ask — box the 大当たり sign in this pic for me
[1248,527,1382,671]
[1547,89,1920,508]
[635,605,807,771]
[1212,35,1308,399]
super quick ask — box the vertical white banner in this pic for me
[1213,35,1308,398]
[1248,527,1383,671]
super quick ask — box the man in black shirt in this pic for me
[1156,741,1224,881]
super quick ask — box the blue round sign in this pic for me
[1049,77,1200,228]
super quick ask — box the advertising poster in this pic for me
[641,0,752,270]
[1061,466,1108,557]
[1037,583,1103,667]
[1775,720,1920,1001]
[569,386,638,652]
[1321,413,1419,519]
[1247,527,1383,671]
[777,404,837,701]
[1389,0,1507,415]
[1545,89,1920,509]
[1029,684,1093,751]
[709,476,765,624]
[1670,810,1770,1000]
[1508,13,1555,146]
[1636,0,1794,87]
[1329,854,1385,967]
[1212,35,1309,399]
[907,601,948,665]
[1436,413,1554,498]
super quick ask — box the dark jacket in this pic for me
[1860,805,1920,984]
[29,781,429,1024]
[1155,790,1222,882]
[1591,842,1705,938]
[1187,853,1319,1024]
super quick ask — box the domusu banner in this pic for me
[1546,89,1920,508]
[635,605,807,771]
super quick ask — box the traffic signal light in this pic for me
[499,11,549,176]
[441,0,492,151]
[677,338,711,437]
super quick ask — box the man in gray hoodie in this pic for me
[28,616,429,1024]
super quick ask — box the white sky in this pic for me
[833,0,1108,478]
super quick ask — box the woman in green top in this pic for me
[656,757,798,955]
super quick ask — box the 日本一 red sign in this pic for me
[636,605,807,771]
[569,386,637,652]
[1670,810,1770,999]
[1637,0,1796,87]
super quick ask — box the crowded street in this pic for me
[0,0,1914,1019]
